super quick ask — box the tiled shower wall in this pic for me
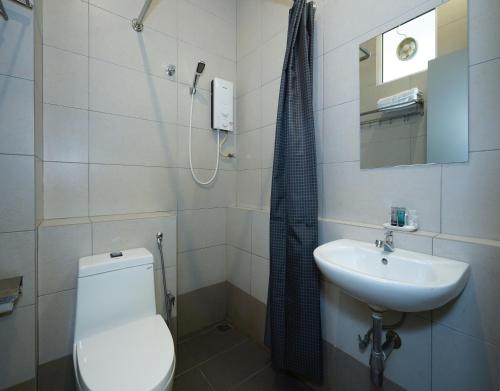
[0,0,40,388]
[35,0,237,385]
[235,0,500,390]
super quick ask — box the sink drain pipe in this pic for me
[359,312,405,387]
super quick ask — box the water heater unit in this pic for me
[211,78,234,132]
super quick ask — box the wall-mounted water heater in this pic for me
[211,78,234,132]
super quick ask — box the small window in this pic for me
[382,10,436,84]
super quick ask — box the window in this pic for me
[382,10,436,83]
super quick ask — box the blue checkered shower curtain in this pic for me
[265,0,322,383]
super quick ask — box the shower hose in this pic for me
[189,93,220,185]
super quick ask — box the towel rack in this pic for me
[360,99,424,126]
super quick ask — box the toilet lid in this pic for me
[76,315,175,391]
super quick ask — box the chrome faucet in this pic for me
[375,230,394,252]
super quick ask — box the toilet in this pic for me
[73,248,175,391]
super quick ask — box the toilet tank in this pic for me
[74,248,156,341]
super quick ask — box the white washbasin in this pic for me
[313,239,470,312]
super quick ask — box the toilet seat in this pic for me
[75,315,175,391]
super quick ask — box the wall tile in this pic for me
[433,236,500,346]
[44,162,88,219]
[178,208,226,252]
[469,0,500,65]
[177,169,236,210]
[0,231,36,308]
[43,46,88,109]
[178,1,236,61]
[89,5,177,79]
[237,49,261,97]
[320,280,340,345]
[178,245,226,294]
[323,100,360,163]
[251,255,269,304]
[442,151,500,241]
[0,154,35,232]
[226,246,251,294]
[314,109,324,164]
[313,55,324,111]
[38,289,77,364]
[89,111,176,167]
[323,161,442,232]
[186,0,236,25]
[0,75,34,155]
[237,129,261,170]
[227,207,252,252]
[261,125,276,169]
[260,168,272,210]
[43,0,88,55]
[432,323,498,391]
[323,43,358,108]
[0,305,35,389]
[261,0,291,43]
[236,89,261,133]
[89,58,177,123]
[178,41,236,93]
[252,210,270,259]
[0,0,34,80]
[261,79,280,127]
[43,104,88,163]
[260,30,286,85]
[89,164,176,216]
[237,0,261,60]
[92,214,177,269]
[237,169,261,209]
[469,59,500,152]
[38,223,92,296]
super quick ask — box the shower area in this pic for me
[0,0,309,389]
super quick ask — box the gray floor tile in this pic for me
[199,340,271,391]
[174,369,214,391]
[177,324,248,374]
[233,366,314,391]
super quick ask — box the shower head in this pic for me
[196,61,206,75]
[191,60,206,95]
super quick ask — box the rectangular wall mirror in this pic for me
[359,0,468,169]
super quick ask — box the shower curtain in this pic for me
[265,0,322,382]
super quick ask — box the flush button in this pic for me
[110,251,123,258]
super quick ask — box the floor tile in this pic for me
[233,366,313,391]
[174,369,213,391]
[177,324,248,374]
[200,340,271,391]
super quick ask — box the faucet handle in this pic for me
[375,239,384,248]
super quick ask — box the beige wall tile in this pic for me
[0,155,35,232]
[38,223,92,296]
[0,306,36,389]
[0,76,34,155]
[44,162,88,219]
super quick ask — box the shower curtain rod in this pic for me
[132,0,152,32]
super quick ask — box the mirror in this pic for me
[359,0,468,169]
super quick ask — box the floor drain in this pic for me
[216,323,232,332]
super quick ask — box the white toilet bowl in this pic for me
[73,248,176,391]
